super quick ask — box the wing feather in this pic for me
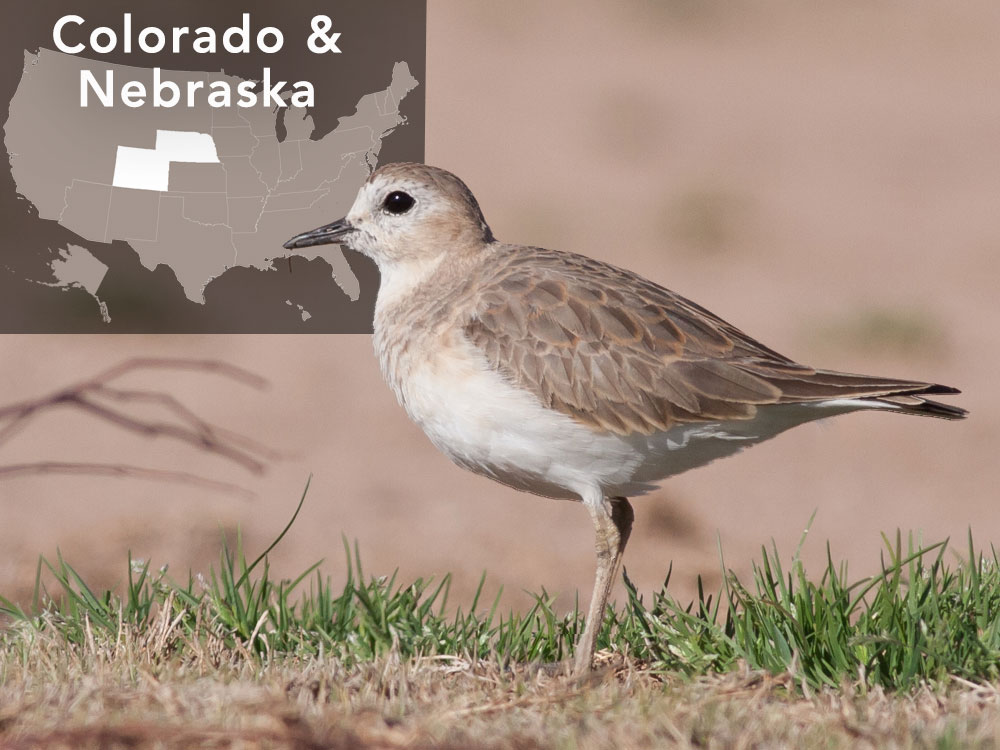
[463,246,966,434]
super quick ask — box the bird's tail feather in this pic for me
[873,392,968,420]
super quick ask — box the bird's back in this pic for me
[463,243,967,434]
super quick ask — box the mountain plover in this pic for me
[284,162,967,675]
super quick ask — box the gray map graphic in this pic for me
[5,49,418,322]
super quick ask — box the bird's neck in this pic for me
[374,253,448,315]
[372,245,493,409]
[373,243,493,320]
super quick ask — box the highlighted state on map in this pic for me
[112,129,220,192]
[112,146,170,191]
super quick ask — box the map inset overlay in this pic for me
[5,49,418,323]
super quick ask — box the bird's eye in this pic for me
[383,191,415,215]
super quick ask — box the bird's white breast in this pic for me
[378,328,646,500]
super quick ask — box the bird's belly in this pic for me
[395,348,646,500]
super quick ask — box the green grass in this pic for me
[619,531,1000,690]
[3,487,999,693]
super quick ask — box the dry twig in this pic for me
[0,358,274,496]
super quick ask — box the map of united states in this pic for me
[5,48,418,316]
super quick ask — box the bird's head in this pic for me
[283,163,494,270]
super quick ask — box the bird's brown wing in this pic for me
[464,246,964,435]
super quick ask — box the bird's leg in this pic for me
[573,496,634,675]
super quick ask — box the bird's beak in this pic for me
[283,218,353,249]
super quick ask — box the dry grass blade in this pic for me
[3,646,1000,750]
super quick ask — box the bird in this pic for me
[284,162,967,675]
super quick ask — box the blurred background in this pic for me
[1,0,997,613]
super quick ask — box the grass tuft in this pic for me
[615,530,1000,690]
[3,486,999,693]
